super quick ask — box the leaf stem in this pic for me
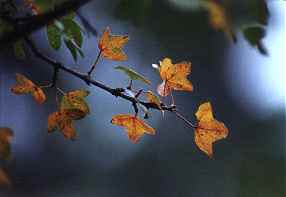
[87,50,102,76]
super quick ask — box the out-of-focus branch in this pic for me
[0,0,93,48]
[76,11,98,37]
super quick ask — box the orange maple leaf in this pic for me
[98,27,129,61]
[111,114,155,143]
[194,102,228,158]
[157,58,193,97]
[11,73,46,104]
[48,90,90,140]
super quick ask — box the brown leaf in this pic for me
[11,73,46,104]
[48,111,76,140]
[194,102,228,158]
[111,114,155,143]
[98,27,129,61]
[0,128,13,160]
[0,168,11,187]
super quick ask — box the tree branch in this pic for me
[24,37,176,112]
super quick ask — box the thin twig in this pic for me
[174,110,197,128]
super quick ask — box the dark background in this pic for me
[0,0,285,196]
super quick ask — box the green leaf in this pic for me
[114,66,151,85]
[47,24,62,50]
[64,39,78,61]
[13,40,26,59]
[243,25,267,55]
[62,19,83,47]
[0,19,13,36]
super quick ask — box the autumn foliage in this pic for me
[7,0,274,188]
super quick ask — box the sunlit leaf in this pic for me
[0,128,13,161]
[114,66,151,85]
[156,58,193,97]
[111,114,155,143]
[98,27,129,61]
[11,73,46,104]
[194,102,228,158]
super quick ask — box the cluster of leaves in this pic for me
[10,26,229,158]
[25,0,84,61]
[0,0,233,187]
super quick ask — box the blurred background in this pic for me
[0,0,285,196]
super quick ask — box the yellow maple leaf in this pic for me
[11,73,46,104]
[111,114,155,143]
[98,27,129,61]
[194,102,228,158]
[157,58,193,96]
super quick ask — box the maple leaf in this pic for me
[11,73,46,104]
[48,90,90,140]
[156,58,193,97]
[0,168,11,187]
[0,128,13,161]
[204,1,236,42]
[60,90,90,120]
[111,114,155,143]
[194,102,228,158]
[48,111,77,140]
[98,27,129,61]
